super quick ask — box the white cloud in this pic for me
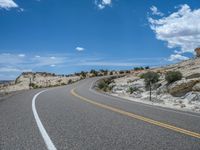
[0,53,25,64]
[77,61,143,67]
[50,56,56,59]
[148,4,200,54]
[97,4,105,9]
[168,54,189,62]
[0,0,18,10]
[102,0,111,5]
[0,52,168,80]
[150,5,163,16]
[0,66,31,72]
[33,56,66,67]
[50,64,56,67]
[95,0,112,10]
[35,55,40,58]
[18,54,25,57]
[76,47,85,51]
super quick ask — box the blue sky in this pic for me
[0,0,200,80]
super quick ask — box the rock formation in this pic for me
[0,72,81,93]
[109,56,200,112]
[195,48,200,57]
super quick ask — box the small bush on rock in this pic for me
[29,83,39,89]
[97,78,113,92]
[68,79,73,84]
[127,87,138,94]
[165,71,182,84]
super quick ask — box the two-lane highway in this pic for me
[0,77,200,150]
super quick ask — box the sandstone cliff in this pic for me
[0,72,81,93]
[109,57,200,112]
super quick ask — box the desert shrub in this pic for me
[134,67,139,71]
[48,85,54,87]
[165,71,182,84]
[126,70,131,74]
[108,85,114,91]
[127,87,138,94]
[143,71,159,89]
[75,72,81,76]
[139,73,145,79]
[29,83,39,89]
[98,81,108,91]
[100,69,108,76]
[90,69,98,76]
[61,83,66,85]
[80,71,87,78]
[97,78,113,92]
[119,70,124,74]
[110,71,113,75]
[134,67,144,71]
[145,66,150,70]
[103,70,108,76]
[68,79,73,84]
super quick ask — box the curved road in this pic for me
[0,77,200,150]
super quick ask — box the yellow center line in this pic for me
[71,88,200,139]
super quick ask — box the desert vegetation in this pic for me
[165,71,182,84]
[134,66,150,71]
[97,77,118,92]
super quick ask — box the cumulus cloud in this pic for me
[95,0,112,10]
[168,54,189,62]
[0,0,18,10]
[75,47,85,51]
[150,5,163,16]
[148,4,200,54]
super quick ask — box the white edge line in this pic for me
[89,79,200,118]
[32,90,57,150]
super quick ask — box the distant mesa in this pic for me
[195,48,200,57]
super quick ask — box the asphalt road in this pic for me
[0,77,200,150]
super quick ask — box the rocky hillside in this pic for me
[0,72,81,93]
[108,57,200,112]
[0,69,126,94]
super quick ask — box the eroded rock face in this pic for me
[185,92,200,102]
[186,73,200,79]
[195,48,200,57]
[0,72,81,93]
[192,83,200,91]
[168,78,200,96]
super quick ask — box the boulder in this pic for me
[168,78,200,96]
[192,83,200,91]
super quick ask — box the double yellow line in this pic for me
[71,89,200,139]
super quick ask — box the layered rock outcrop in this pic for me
[0,72,81,93]
[195,48,200,57]
[168,78,200,96]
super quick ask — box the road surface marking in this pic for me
[32,90,57,150]
[71,88,200,139]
